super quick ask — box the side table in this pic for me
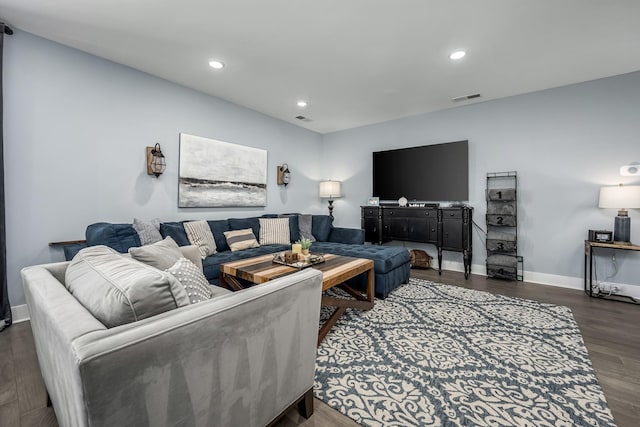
[584,240,640,304]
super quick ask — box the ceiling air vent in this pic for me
[452,93,481,102]
[295,115,312,122]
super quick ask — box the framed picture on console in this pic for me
[178,133,267,207]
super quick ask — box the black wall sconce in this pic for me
[146,143,166,177]
[277,163,291,186]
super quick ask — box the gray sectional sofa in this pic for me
[67,214,411,298]
[22,261,323,426]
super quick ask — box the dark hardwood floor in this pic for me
[1,269,638,427]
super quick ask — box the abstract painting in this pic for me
[179,133,267,207]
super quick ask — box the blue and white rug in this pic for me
[315,279,616,426]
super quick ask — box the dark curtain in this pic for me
[0,22,12,332]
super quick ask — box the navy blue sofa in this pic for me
[65,214,410,298]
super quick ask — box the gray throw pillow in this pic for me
[65,246,190,328]
[298,214,316,242]
[165,257,214,304]
[133,218,163,245]
[128,236,183,270]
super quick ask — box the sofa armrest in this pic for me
[69,269,323,426]
[328,227,365,244]
[21,264,108,427]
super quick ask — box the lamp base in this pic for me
[613,214,631,243]
[327,199,334,220]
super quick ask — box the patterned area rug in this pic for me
[315,279,616,426]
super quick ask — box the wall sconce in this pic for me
[319,180,342,219]
[277,163,291,186]
[146,143,166,177]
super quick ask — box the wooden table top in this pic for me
[585,240,640,251]
[220,253,374,291]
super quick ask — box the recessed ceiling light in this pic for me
[449,50,466,60]
[297,101,308,108]
[208,60,225,69]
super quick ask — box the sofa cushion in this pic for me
[224,228,260,251]
[65,246,190,328]
[165,257,213,304]
[128,237,184,271]
[184,220,217,258]
[160,222,191,247]
[228,217,260,237]
[207,219,231,252]
[259,218,290,245]
[311,215,333,242]
[132,218,162,245]
[86,223,141,253]
[308,242,410,274]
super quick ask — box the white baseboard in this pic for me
[11,304,30,323]
[439,260,640,299]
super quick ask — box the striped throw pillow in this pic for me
[183,220,217,259]
[132,218,163,245]
[259,218,290,245]
[224,228,260,251]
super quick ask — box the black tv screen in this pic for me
[373,140,468,202]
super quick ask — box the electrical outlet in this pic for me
[599,282,621,294]
[599,282,611,292]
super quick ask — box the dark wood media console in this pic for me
[361,205,473,278]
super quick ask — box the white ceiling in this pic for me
[1,0,639,134]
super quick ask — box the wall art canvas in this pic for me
[179,133,267,207]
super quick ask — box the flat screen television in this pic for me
[373,140,468,202]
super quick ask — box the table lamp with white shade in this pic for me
[598,184,640,244]
[319,180,342,219]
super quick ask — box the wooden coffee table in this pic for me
[220,253,375,345]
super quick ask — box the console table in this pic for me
[584,240,640,304]
[362,205,473,278]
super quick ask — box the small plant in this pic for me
[295,237,312,250]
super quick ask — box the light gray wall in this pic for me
[5,30,640,307]
[4,31,324,306]
[322,71,640,287]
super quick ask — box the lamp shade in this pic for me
[598,185,640,209]
[319,181,342,198]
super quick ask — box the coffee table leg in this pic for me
[318,306,346,346]
[220,273,245,291]
[366,267,374,304]
[318,266,375,346]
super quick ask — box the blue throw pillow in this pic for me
[207,219,231,252]
[86,223,141,253]
[159,222,190,247]
[311,215,333,242]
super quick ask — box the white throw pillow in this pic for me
[165,257,213,304]
[184,220,217,259]
[259,218,291,245]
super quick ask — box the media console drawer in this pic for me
[382,208,437,218]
